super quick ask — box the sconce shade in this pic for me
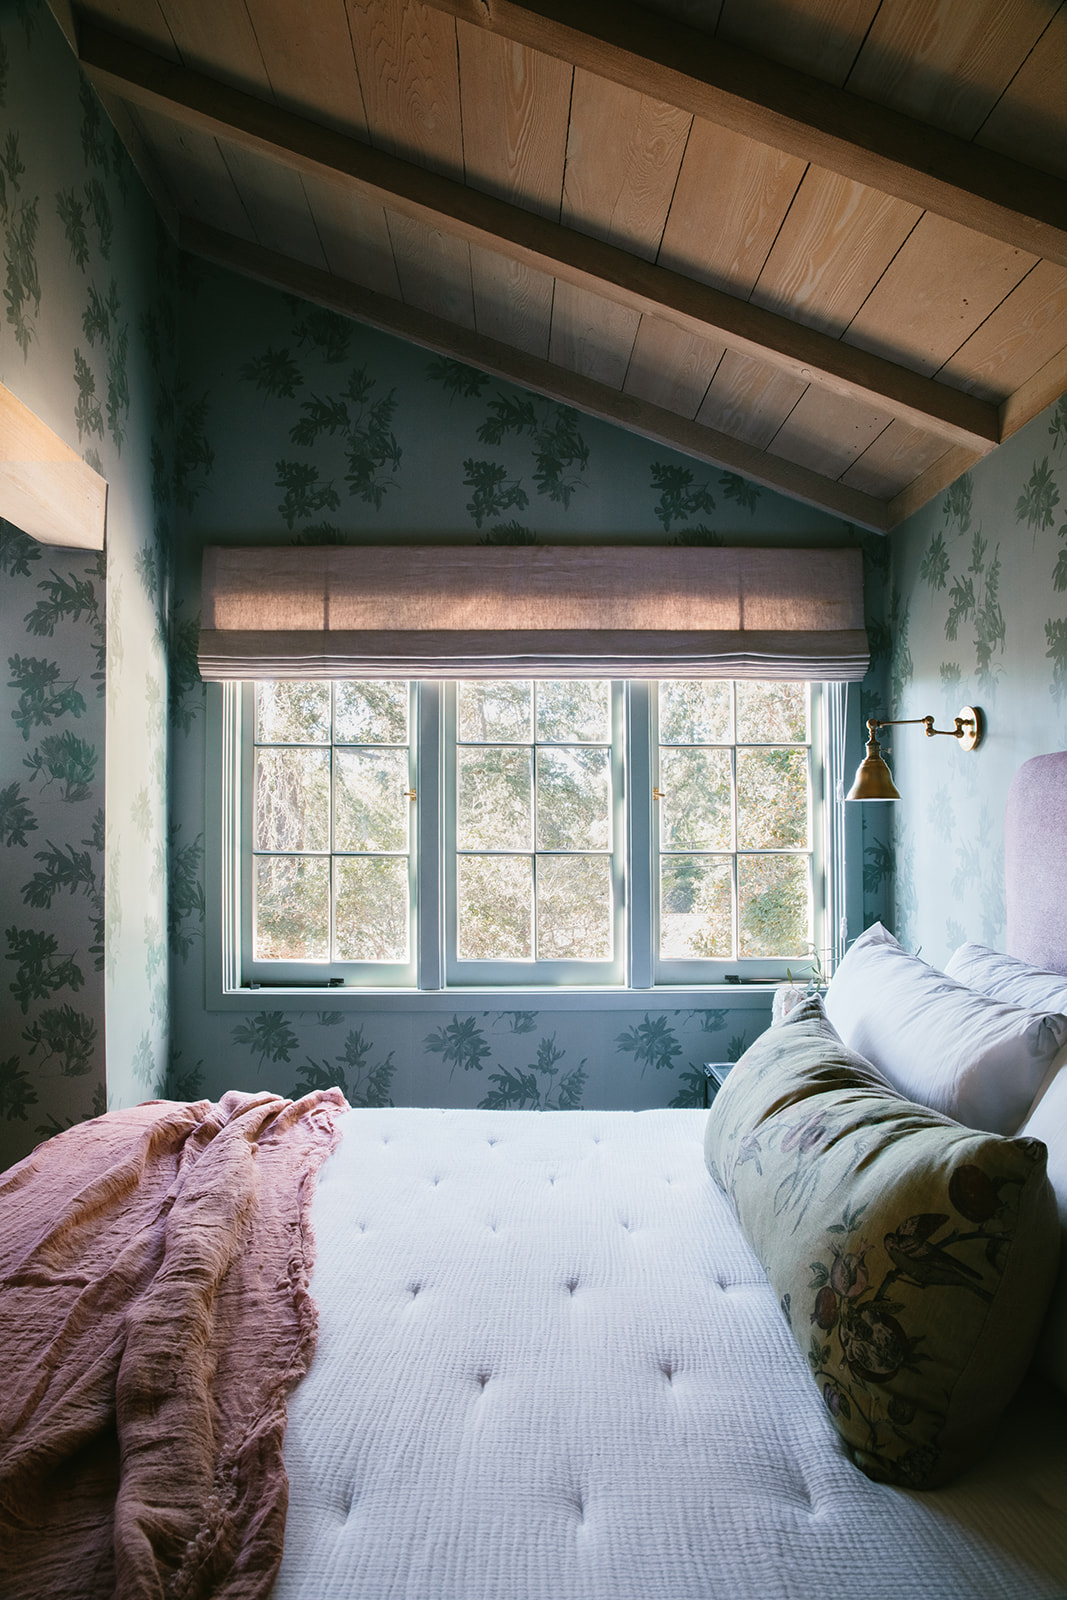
[846,737,901,801]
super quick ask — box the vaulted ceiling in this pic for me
[52,0,1067,532]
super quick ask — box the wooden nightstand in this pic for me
[702,1062,734,1108]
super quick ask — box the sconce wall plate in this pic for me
[956,706,983,751]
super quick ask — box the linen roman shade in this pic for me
[197,544,869,680]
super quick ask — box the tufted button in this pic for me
[565,1276,579,1295]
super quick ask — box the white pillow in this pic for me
[1019,1065,1067,1394]
[824,923,1067,1134]
[946,941,1067,1014]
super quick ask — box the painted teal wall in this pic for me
[887,394,1067,966]
[0,0,174,1168]
[166,265,889,1112]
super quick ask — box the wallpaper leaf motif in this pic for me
[168,825,205,960]
[1049,398,1067,455]
[671,523,723,547]
[0,1055,37,1120]
[0,519,41,576]
[463,457,528,528]
[5,926,84,1013]
[78,74,108,171]
[863,839,894,898]
[1052,538,1067,593]
[23,729,97,801]
[242,345,303,398]
[1045,617,1067,705]
[85,176,113,257]
[485,1010,539,1034]
[174,388,215,509]
[669,1067,707,1109]
[425,356,489,400]
[0,127,25,211]
[20,838,96,910]
[22,1002,96,1076]
[719,472,762,513]
[615,1013,682,1075]
[289,300,352,363]
[479,1033,587,1110]
[0,781,36,846]
[650,463,715,531]
[73,348,103,439]
[918,531,949,590]
[942,474,972,531]
[1015,458,1060,531]
[482,519,535,545]
[23,567,100,636]
[681,1007,730,1033]
[7,654,86,738]
[168,608,203,733]
[56,187,89,268]
[294,1026,395,1107]
[476,395,589,509]
[943,530,1003,690]
[888,588,912,705]
[231,1010,299,1070]
[276,459,340,528]
[164,1050,205,1101]
[1,129,39,354]
[424,1014,492,1077]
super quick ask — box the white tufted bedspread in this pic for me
[274,1109,1067,1600]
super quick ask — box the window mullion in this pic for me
[627,681,654,989]
[417,681,444,990]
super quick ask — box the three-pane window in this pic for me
[238,677,827,989]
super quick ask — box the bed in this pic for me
[3,753,1067,1600]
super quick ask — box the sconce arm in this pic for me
[866,707,982,750]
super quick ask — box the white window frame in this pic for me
[651,681,826,986]
[240,680,419,990]
[206,679,846,1007]
[442,680,627,989]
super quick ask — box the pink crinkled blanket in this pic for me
[0,1088,348,1600]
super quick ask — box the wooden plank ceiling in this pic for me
[68,0,1067,532]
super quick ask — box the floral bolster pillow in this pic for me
[704,996,1059,1490]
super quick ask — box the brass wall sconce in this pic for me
[846,707,984,801]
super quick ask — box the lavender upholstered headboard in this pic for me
[1005,751,1067,975]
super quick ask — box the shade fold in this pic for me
[197,545,869,681]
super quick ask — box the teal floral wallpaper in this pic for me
[2,0,897,1154]
[166,265,884,1113]
[0,0,173,1168]
[888,394,1067,966]
[0,522,105,1135]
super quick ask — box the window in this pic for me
[213,677,843,996]
[653,680,818,984]
[245,680,417,988]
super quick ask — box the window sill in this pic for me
[207,983,780,1013]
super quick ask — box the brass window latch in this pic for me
[405,789,417,801]
[653,787,665,801]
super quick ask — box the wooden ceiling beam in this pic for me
[0,383,107,551]
[180,219,892,534]
[430,0,1067,270]
[79,22,999,457]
